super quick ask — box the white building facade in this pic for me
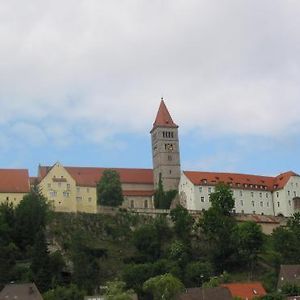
[179,171,300,217]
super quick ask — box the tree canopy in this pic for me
[97,169,124,206]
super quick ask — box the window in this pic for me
[266,193,268,198]
[63,191,69,197]
[169,170,172,174]
[253,211,256,214]
[288,191,290,196]
[130,200,134,208]
[47,183,51,188]
[277,202,280,207]
[259,192,262,198]
[241,210,244,214]
[251,192,254,197]
[49,191,57,198]
[168,155,172,161]
[294,191,297,197]
[251,201,255,207]
[276,192,279,198]
[289,200,291,206]
[6,196,9,201]
[77,187,80,193]
[240,200,244,206]
[208,187,212,194]
[88,197,92,202]
[267,202,269,207]
[67,184,70,190]
[76,196,82,202]
[201,197,205,202]
[260,201,263,207]
[199,187,202,193]
[240,191,243,197]
[144,200,148,208]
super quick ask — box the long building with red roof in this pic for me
[0,169,30,206]
[2,99,299,216]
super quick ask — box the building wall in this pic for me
[0,192,26,207]
[75,186,97,213]
[123,196,154,209]
[273,176,300,217]
[152,127,181,191]
[38,163,77,212]
[38,163,154,213]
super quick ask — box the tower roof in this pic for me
[151,99,178,132]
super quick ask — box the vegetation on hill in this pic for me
[2,184,300,299]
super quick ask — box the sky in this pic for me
[0,0,300,176]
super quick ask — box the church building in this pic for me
[1,99,300,217]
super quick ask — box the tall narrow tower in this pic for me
[151,99,181,191]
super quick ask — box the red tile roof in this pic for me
[151,99,178,132]
[123,190,154,197]
[0,169,30,193]
[222,282,266,299]
[184,171,299,191]
[39,166,154,187]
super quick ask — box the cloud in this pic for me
[0,0,300,149]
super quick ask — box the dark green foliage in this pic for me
[15,190,49,251]
[200,183,238,271]
[272,213,300,264]
[43,284,85,300]
[133,224,160,260]
[143,273,185,300]
[209,183,235,216]
[154,173,177,209]
[71,231,100,293]
[184,261,213,287]
[281,283,300,296]
[0,202,18,285]
[260,293,283,300]
[30,230,52,292]
[237,221,264,277]
[122,263,154,293]
[170,205,194,242]
[97,169,124,206]
[105,280,135,300]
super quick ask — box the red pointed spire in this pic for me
[151,98,178,132]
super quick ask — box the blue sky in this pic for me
[0,0,300,176]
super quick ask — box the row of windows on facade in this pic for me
[198,187,298,198]
[47,183,91,193]
[2,196,18,201]
[162,131,174,138]
[49,190,93,202]
[200,196,292,208]
[198,180,299,190]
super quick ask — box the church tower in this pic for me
[151,99,181,191]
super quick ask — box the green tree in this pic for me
[209,183,235,216]
[43,284,85,300]
[105,280,135,300]
[133,224,161,260]
[154,173,177,209]
[71,232,100,293]
[97,169,124,206]
[30,230,52,292]
[170,205,194,242]
[200,183,237,271]
[237,221,264,278]
[15,190,49,251]
[143,273,185,300]
[184,261,213,287]
[122,263,154,293]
